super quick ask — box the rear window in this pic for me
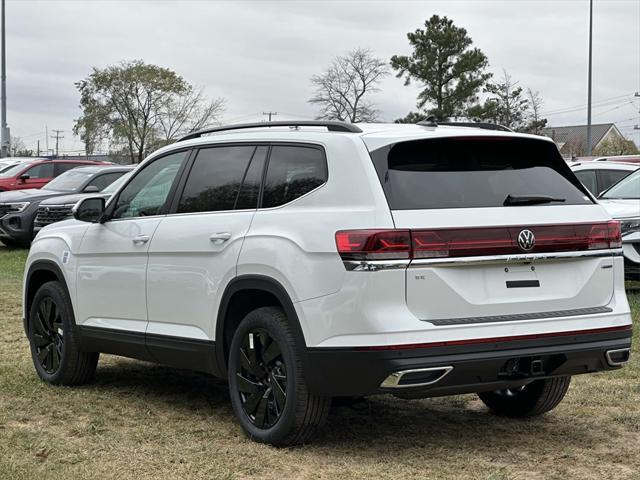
[369,137,592,210]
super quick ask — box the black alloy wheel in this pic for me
[235,328,287,429]
[32,296,64,374]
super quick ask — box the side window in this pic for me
[54,162,81,176]
[25,163,54,179]
[112,151,187,220]
[86,172,124,192]
[262,146,327,208]
[598,169,631,194]
[177,146,257,213]
[236,146,268,210]
[574,170,597,195]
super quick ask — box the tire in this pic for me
[28,281,99,385]
[228,306,331,446]
[478,376,571,417]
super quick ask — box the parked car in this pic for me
[23,121,632,446]
[0,159,109,192]
[0,165,133,247]
[0,157,46,173]
[594,155,640,164]
[34,168,135,233]
[570,161,639,196]
[597,169,640,280]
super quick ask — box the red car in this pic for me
[0,159,109,191]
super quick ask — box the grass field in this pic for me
[0,246,638,480]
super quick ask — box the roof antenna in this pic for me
[417,115,438,127]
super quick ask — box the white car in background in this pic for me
[570,161,638,197]
[597,169,640,280]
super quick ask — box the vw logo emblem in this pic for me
[517,229,535,252]
[45,207,50,213]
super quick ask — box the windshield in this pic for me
[43,170,94,192]
[102,170,134,194]
[601,170,640,200]
[0,162,29,178]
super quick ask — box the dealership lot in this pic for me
[0,245,638,480]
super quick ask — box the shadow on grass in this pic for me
[87,356,605,458]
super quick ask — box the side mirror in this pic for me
[73,197,106,223]
[19,174,30,181]
[83,185,100,193]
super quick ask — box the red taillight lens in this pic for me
[588,220,621,250]
[335,230,411,260]
[336,222,621,263]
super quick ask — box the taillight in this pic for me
[588,221,621,250]
[336,222,622,263]
[335,230,411,260]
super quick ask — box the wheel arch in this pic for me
[215,275,308,377]
[24,260,72,336]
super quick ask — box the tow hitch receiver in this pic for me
[499,357,547,378]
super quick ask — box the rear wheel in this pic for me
[478,376,571,417]
[228,306,331,446]
[28,281,99,385]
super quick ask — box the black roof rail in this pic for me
[438,121,513,132]
[178,120,362,142]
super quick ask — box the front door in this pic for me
[75,151,189,351]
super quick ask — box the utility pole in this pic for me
[586,0,593,156]
[263,111,278,122]
[36,139,40,156]
[0,0,9,158]
[51,129,63,157]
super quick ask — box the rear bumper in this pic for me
[304,326,632,397]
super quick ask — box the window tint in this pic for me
[236,146,267,210]
[369,137,592,210]
[55,162,81,176]
[598,169,632,194]
[262,146,326,208]
[25,163,54,179]
[86,172,125,192]
[178,146,257,213]
[574,170,597,195]
[112,151,186,219]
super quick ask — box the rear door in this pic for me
[145,144,266,364]
[368,136,616,322]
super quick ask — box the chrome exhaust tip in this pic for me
[380,366,453,389]
[605,348,631,367]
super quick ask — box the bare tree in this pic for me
[309,48,389,123]
[9,136,33,157]
[525,88,547,134]
[156,86,225,143]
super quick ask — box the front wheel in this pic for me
[478,376,571,417]
[28,281,99,385]
[228,306,331,446]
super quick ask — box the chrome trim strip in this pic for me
[343,249,621,271]
[408,249,622,268]
[605,348,631,367]
[342,259,410,271]
[380,366,454,389]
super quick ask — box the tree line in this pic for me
[69,15,636,163]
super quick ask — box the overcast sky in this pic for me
[4,0,640,154]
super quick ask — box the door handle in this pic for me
[209,232,232,245]
[132,234,150,245]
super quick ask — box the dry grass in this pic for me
[0,246,638,480]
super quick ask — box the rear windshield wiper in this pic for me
[503,194,566,206]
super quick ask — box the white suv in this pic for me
[23,121,633,446]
